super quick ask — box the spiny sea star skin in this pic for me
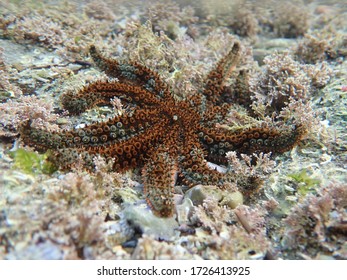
[20,43,306,217]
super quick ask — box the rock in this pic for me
[104,220,134,247]
[220,191,244,209]
[176,197,194,225]
[184,185,243,210]
[122,204,179,241]
[184,185,223,206]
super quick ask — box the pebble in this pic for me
[184,185,244,209]
[122,204,179,241]
[184,185,223,206]
[220,191,244,209]
[176,197,194,225]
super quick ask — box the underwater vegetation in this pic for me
[8,148,56,175]
[0,0,346,260]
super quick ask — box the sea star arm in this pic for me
[199,124,307,165]
[61,81,163,115]
[89,46,171,99]
[202,42,241,105]
[178,131,225,187]
[19,107,163,152]
[43,119,168,172]
[142,148,177,217]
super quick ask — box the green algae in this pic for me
[9,148,57,175]
[288,169,321,196]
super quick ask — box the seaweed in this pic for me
[287,169,321,196]
[8,148,57,175]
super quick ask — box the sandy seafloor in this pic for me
[0,0,346,260]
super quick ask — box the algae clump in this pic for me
[288,169,320,196]
[9,148,57,175]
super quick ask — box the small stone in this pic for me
[184,185,223,206]
[56,118,69,125]
[12,62,25,71]
[68,64,83,72]
[122,239,138,248]
[220,191,244,209]
[207,162,227,173]
[104,220,134,246]
[122,204,179,241]
[176,197,194,225]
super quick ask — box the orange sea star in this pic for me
[20,42,306,217]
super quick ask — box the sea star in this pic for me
[20,42,306,217]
